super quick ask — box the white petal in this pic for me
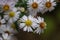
[38,17,44,23]
[37,17,41,23]
[0,27,4,33]
[8,18,13,23]
[12,14,19,22]
[1,19,6,24]
[28,15,34,21]
[41,8,48,14]
[34,29,39,33]
[27,27,33,32]
[20,18,25,22]
[22,15,27,21]
[13,17,17,22]
[41,17,44,22]
[1,25,6,31]
[49,7,55,12]
[52,2,56,6]
[50,0,54,2]
[19,23,25,29]
[34,27,41,34]
[0,37,3,40]
[23,26,27,31]
[31,23,38,29]
[33,18,39,23]
[4,15,9,20]
[12,8,17,12]
[10,2,15,7]
[16,11,21,14]
[2,33,8,39]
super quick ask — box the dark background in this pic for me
[15,0,60,40]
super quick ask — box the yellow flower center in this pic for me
[40,22,46,29]
[3,5,10,11]
[25,19,32,26]
[9,12,15,17]
[32,2,38,9]
[11,23,16,29]
[45,2,52,8]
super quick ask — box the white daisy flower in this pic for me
[0,0,16,11]
[1,27,13,35]
[27,0,44,16]
[2,33,9,40]
[19,15,38,32]
[34,17,46,34]
[1,23,17,35]
[2,33,17,40]
[4,8,21,23]
[0,37,3,40]
[6,23,18,34]
[2,33,12,40]
[0,17,6,33]
[41,0,56,13]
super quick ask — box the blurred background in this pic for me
[15,0,60,40]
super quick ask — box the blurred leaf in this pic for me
[44,16,56,36]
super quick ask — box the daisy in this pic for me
[0,17,6,33]
[1,23,17,35]
[2,33,12,40]
[6,23,18,34]
[34,17,46,34]
[0,0,16,11]
[2,33,9,40]
[4,8,21,23]
[27,0,44,16]
[41,0,56,13]
[2,33,17,40]
[18,15,38,32]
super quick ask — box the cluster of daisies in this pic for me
[27,0,56,16]
[0,0,56,40]
[0,0,19,40]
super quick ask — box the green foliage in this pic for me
[15,0,27,10]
